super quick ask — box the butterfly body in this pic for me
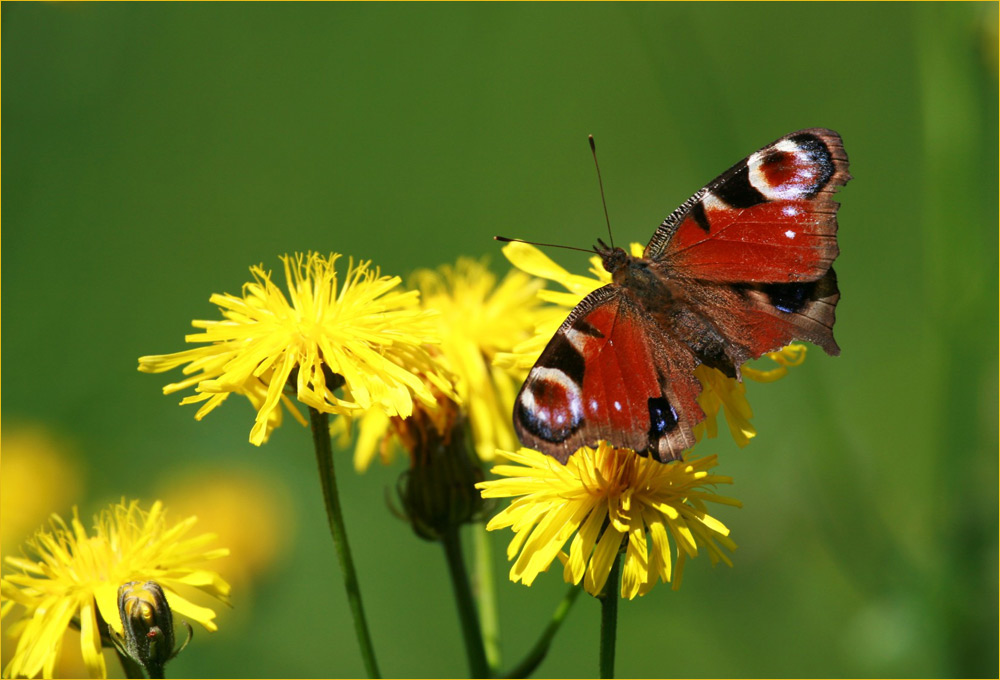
[514,129,850,463]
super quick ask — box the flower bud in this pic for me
[395,409,487,541]
[116,580,186,678]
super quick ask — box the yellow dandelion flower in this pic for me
[1,500,229,679]
[348,257,550,469]
[139,252,451,446]
[340,362,458,472]
[498,241,808,449]
[692,364,756,446]
[477,442,740,599]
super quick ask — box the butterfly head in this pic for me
[595,238,631,277]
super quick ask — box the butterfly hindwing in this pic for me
[677,268,841,370]
[514,286,702,463]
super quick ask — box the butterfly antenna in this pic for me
[493,235,595,255]
[589,134,614,249]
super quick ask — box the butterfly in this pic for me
[513,128,851,463]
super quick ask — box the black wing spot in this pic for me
[537,334,586,385]
[689,201,711,232]
[759,280,818,314]
[712,163,767,208]
[572,319,605,338]
[648,396,679,439]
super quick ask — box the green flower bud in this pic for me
[115,580,191,679]
[396,412,487,541]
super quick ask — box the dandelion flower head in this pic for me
[139,252,451,445]
[477,442,740,598]
[350,257,551,469]
[1,499,229,679]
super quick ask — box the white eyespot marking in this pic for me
[748,140,820,201]
[773,139,800,154]
[588,397,600,415]
[517,366,583,442]
[782,205,800,217]
[785,229,796,239]
[613,400,622,412]
[702,192,727,213]
[564,327,587,353]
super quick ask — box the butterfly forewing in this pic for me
[647,128,849,284]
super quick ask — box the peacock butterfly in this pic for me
[513,128,850,463]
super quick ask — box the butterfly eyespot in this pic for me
[516,367,583,443]
[758,280,818,315]
[647,396,679,438]
[748,135,835,201]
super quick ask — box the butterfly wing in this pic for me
[647,128,850,284]
[513,285,702,463]
[671,268,841,376]
[646,128,848,366]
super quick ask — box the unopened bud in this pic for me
[396,413,487,541]
[115,581,190,679]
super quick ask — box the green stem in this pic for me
[442,527,490,678]
[473,522,502,673]
[309,407,381,678]
[504,585,582,679]
[598,552,622,679]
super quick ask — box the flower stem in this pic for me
[598,552,622,679]
[473,522,502,673]
[504,585,582,679]
[309,407,381,678]
[442,527,490,678]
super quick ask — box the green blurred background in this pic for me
[3,2,997,678]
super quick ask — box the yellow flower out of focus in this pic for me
[349,257,550,470]
[157,466,294,590]
[139,252,451,445]
[0,499,230,679]
[497,241,808,449]
[0,425,83,556]
[477,443,740,598]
